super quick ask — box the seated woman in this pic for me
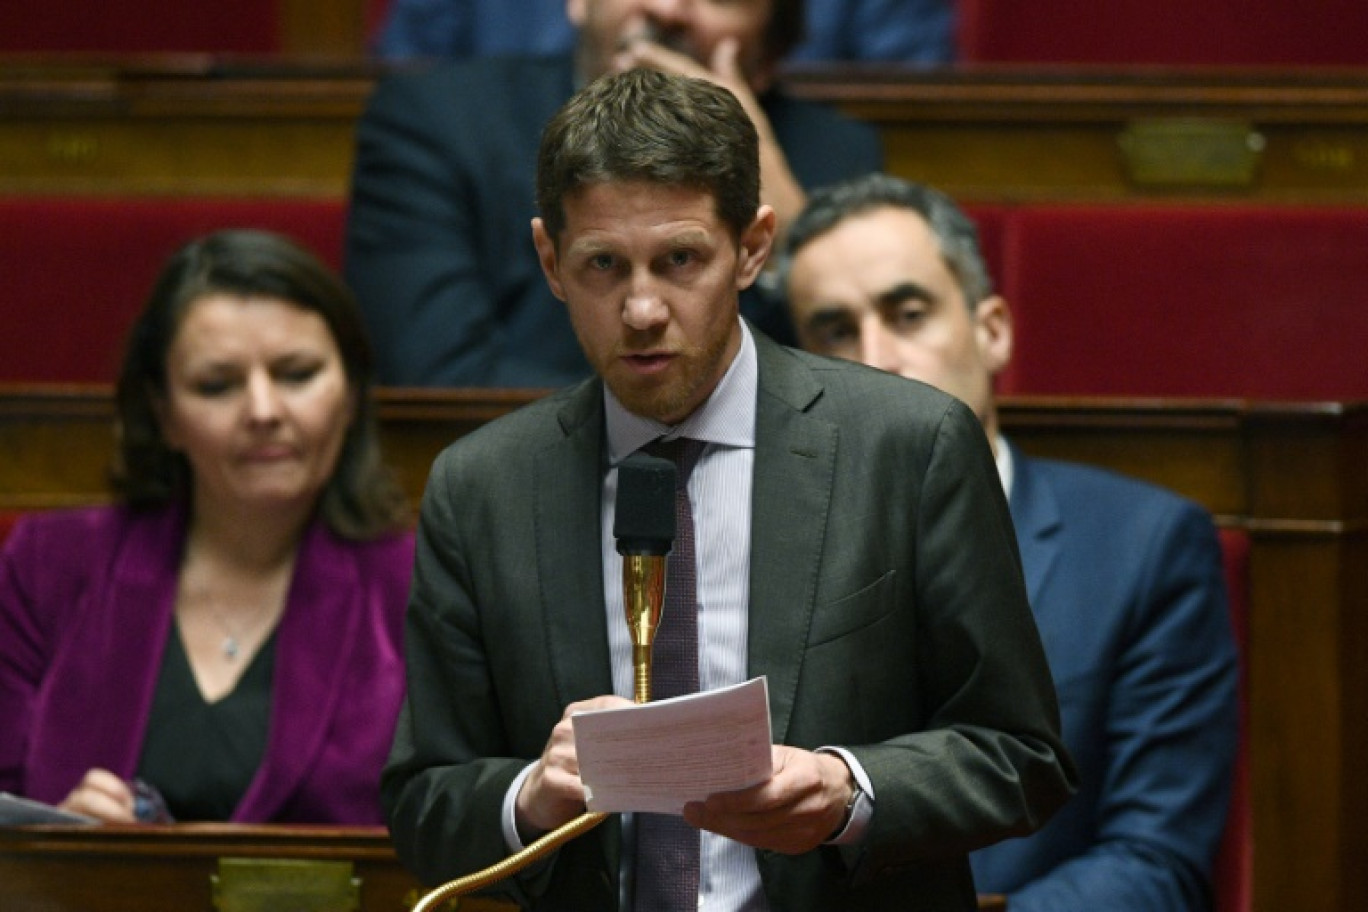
[0,230,414,824]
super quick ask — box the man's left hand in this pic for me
[682,745,853,854]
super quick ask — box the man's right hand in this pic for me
[515,695,633,840]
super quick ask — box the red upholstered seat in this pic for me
[958,0,1368,66]
[0,196,347,384]
[962,203,1018,392]
[0,1,278,54]
[995,204,1368,400]
[1215,527,1252,912]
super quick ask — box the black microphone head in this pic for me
[614,451,676,556]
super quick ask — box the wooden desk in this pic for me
[4,59,1368,202]
[786,65,1368,204]
[2,387,1366,912]
[0,385,535,510]
[0,824,1007,911]
[0,823,515,912]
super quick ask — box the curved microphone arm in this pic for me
[410,555,663,911]
[410,453,676,911]
[409,810,610,912]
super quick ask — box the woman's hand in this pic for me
[58,768,138,823]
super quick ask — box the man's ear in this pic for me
[735,205,777,291]
[531,218,567,302]
[974,294,1015,376]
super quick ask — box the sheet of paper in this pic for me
[0,792,97,826]
[572,676,773,815]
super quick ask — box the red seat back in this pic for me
[958,0,1368,66]
[1215,527,1252,912]
[995,204,1368,400]
[0,1,279,54]
[0,196,347,384]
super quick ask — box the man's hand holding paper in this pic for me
[571,677,773,816]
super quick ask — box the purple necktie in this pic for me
[633,437,705,912]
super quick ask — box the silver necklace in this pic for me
[205,601,275,661]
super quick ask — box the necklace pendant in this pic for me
[223,636,240,661]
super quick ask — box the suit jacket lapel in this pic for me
[1007,442,1063,607]
[236,520,359,821]
[537,381,616,705]
[747,337,836,745]
[533,381,623,884]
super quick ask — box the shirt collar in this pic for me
[995,432,1014,499]
[605,321,758,465]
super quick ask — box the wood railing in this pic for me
[4,59,1368,202]
[0,823,1007,911]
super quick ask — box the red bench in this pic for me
[1215,528,1251,912]
[0,196,346,384]
[0,1,278,54]
[991,203,1368,400]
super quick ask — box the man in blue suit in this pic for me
[346,0,883,388]
[778,173,1240,911]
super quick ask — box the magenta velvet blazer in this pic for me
[0,504,415,824]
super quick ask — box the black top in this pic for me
[136,625,274,821]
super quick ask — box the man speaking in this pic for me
[383,68,1076,911]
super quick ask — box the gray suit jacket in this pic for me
[384,331,1075,910]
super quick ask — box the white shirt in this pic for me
[505,323,871,910]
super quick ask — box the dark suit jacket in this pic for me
[345,55,884,387]
[970,446,1240,911]
[0,505,415,823]
[385,332,1076,910]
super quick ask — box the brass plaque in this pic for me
[1119,119,1265,188]
[211,857,360,912]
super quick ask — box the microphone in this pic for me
[409,450,678,912]
[613,450,676,704]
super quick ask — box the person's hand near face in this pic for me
[571,0,807,234]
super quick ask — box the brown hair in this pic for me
[536,68,760,244]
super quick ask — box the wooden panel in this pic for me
[279,0,371,57]
[5,61,1368,200]
[790,66,1368,204]
[0,822,1009,911]
[998,397,1249,520]
[0,384,539,509]
[0,61,371,196]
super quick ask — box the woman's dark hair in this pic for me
[110,229,409,539]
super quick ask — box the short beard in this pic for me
[600,327,733,424]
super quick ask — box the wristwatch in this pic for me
[836,781,864,834]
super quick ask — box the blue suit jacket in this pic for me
[345,55,883,388]
[970,443,1240,911]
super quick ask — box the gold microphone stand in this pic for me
[410,551,668,912]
